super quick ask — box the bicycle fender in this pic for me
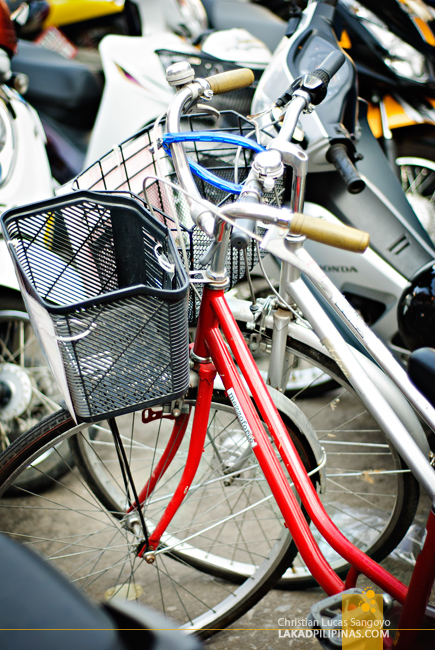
[286,322,430,460]
[213,374,326,492]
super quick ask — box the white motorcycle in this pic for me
[2,0,434,472]
[0,50,70,485]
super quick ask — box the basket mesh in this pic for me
[3,193,190,421]
[64,110,284,324]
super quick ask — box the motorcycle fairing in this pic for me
[305,102,435,282]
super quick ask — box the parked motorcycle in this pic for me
[8,0,205,47]
[248,0,435,359]
[204,0,435,239]
[6,0,140,46]
[8,0,208,182]
[0,0,74,489]
[334,0,435,241]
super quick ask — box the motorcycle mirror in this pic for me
[10,3,29,26]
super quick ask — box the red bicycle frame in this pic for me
[136,284,435,648]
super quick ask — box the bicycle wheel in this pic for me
[0,299,73,491]
[176,336,418,588]
[0,393,316,637]
[277,336,420,588]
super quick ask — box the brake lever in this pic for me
[198,239,220,267]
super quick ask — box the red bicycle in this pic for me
[0,52,434,650]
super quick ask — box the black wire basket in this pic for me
[62,110,284,324]
[1,191,190,422]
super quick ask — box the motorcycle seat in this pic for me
[202,0,286,52]
[11,39,102,128]
[0,532,202,650]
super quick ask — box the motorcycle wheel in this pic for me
[0,291,73,492]
[396,140,435,241]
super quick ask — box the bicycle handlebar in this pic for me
[290,213,369,252]
[205,68,255,95]
[165,67,256,236]
[164,60,369,255]
[221,204,369,253]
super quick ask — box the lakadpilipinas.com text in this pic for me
[277,617,391,640]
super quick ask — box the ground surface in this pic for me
[206,494,435,650]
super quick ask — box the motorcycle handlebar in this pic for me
[313,51,346,85]
[326,143,366,194]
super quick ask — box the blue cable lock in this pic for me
[161,131,266,194]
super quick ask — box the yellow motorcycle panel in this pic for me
[43,0,125,29]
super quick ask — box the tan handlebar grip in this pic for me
[205,68,255,95]
[290,214,369,253]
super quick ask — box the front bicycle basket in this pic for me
[1,191,190,422]
[61,110,285,324]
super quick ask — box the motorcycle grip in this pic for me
[313,51,346,83]
[205,69,255,95]
[327,143,365,194]
[290,214,369,253]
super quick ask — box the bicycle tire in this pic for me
[65,335,418,591]
[0,394,316,638]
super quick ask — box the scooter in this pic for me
[8,0,205,47]
[204,0,435,238]
[248,0,435,360]
[0,1,73,489]
[333,0,435,241]
[7,0,208,182]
